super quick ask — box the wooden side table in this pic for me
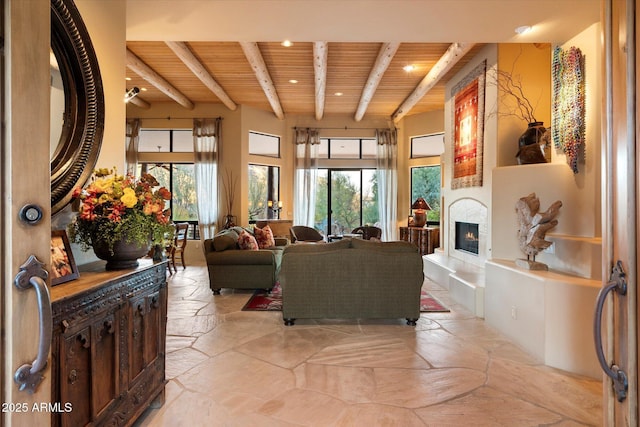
[399,226,439,255]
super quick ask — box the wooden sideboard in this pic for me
[50,259,168,427]
[399,226,440,255]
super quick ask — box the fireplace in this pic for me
[455,221,479,255]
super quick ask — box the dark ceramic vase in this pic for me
[92,236,151,270]
[518,121,546,147]
[516,121,547,164]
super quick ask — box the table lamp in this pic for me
[411,197,431,227]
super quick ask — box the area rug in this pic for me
[242,283,450,313]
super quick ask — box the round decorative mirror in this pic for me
[50,0,104,214]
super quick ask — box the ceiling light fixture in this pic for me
[281,40,293,47]
[334,92,343,96]
[403,64,415,72]
[124,86,140,103]
[515,25,533,35]
[289,79,298,84]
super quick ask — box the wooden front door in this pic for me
[1,0,53,426]
[600,0,639,425]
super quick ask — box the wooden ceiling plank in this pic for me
[126,48,195,109]
[165,41,237,111]
[313,41,328,120]
[354,42,400,122]
[239,41,285,120]
[392,42,474,123]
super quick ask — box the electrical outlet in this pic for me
[511,306,517,320]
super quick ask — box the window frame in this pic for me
[137,127,199,239]
[138,162,200,239]
[249,131,281,158]
[314,167,378,236]
[319,137,377,160]
[410,132,445,159]
[248,163,281,220]
[410,163,442,225]
[138,128,193,153]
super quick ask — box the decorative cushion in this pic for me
[254,224,276,249]
[212,229,239,251]
[237,229,259,250]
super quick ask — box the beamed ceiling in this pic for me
[124,0,600,122]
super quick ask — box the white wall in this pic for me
[76,0,127,171]
[491,24,602,279]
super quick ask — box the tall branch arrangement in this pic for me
[489,48,541,124]
[222,168,238,215]
[493,69,538,123]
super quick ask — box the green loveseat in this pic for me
[279,238,424,326]
[204,226,287,295]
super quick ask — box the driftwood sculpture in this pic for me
[515,193,562,270]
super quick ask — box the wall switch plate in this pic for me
[511,306,517,320]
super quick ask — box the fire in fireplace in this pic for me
[455,221,479,255]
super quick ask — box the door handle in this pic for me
[593,260,628,402]
[13,255,52,394]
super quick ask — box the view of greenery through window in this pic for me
[137,129,199,238]
[411,165,441,222]
[139,163,198,222]
[248,164,279,220]
[314,169,378,235]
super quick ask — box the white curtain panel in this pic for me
[125,118,141,176]
[293,128,320,227]
[193,118,221,240]
[376,128,398,241]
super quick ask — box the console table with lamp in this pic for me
[400,197,439,255]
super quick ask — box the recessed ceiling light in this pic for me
[125,77,131,81]
[403,65,415,72]
[140,87,147,91]
[281,40,293,47]
[515,25,533,35]
[289,79,298,84]
[334,92,343,96]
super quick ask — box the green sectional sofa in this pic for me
[204,226,287,294]
[279,238,424,326]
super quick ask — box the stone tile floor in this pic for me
[136,265,602,426]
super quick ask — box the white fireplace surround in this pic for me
[448,198,488,267]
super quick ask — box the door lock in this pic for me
[19,204,43,225]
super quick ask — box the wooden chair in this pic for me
[168,222,189,272]
[351,226,382,241]
[290,225,324,243]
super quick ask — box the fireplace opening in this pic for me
[455,221,479,255]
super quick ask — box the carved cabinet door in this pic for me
[128,289,164,386]
[57,309,121,427]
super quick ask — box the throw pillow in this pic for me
[237,229,259,250]
[254,224,276,249]
[212,230,239,251]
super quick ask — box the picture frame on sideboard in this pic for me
[50,229,79,286]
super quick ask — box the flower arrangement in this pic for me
[68,168,173,253]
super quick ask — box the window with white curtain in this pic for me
[137,128,199,238]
